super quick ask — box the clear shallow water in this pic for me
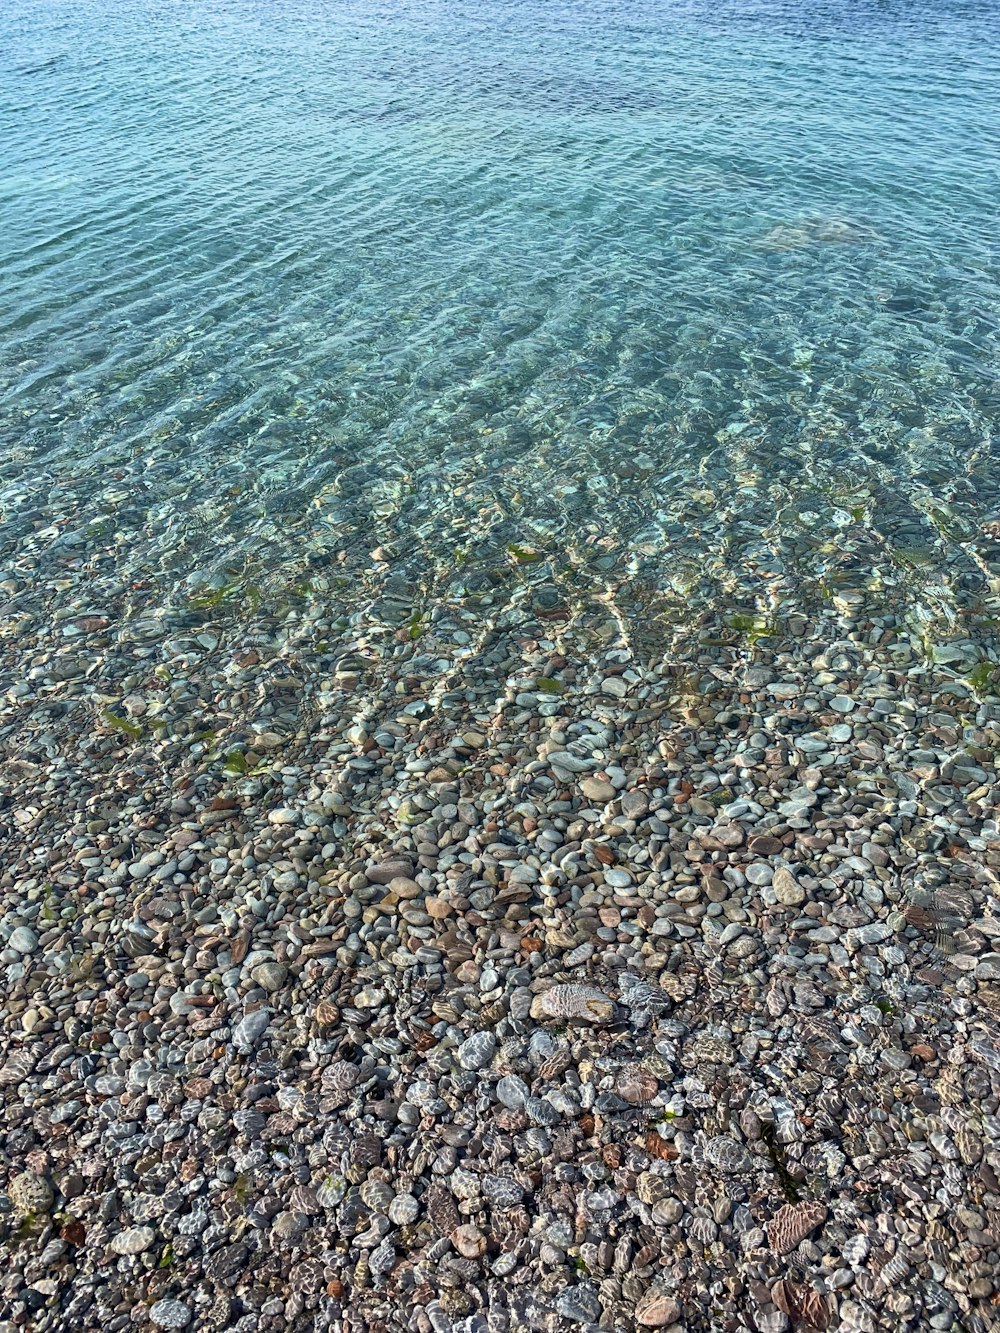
[2,0,999,661]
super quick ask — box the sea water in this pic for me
[1,0,999,655]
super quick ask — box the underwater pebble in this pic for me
[111,1226,156,1256]
[1,474,996,1333]
[531,984,615,1023]
[148,1299,193,1329]
[457,1031,496,1070]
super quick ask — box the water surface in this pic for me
[2,0,999,661]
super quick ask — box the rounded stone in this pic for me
[453,1223,487,1258]
[703,1135,753,1173]
[745,863,773,886]
[9,1172,54,1216]
[637,1289,682,1327]
[388,1193,420,1224]
[387,876,422,899]
[9,927,38,955]
[250,961,288,993]
[149,1299,193,1329]
[231,1009,271,1051]
[531,984,615,1024]
[771,867,805,906]
[457,1031,496,1071]
[111,1225,156,1255]
[497,1074,530,1109]
[581,777,616,804]
[604,868,633,888]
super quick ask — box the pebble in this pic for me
[556,1284,601,1323]
[111,1226,156,1255]
[497,1074,530,1109]
[546,750,595,773]
[231,1009,271,1051]
[8,927,38,954]
[367,858,414,884]
[531,984,616,1023]
[772,867,805,905]
[8,1172,54,1216]
[636,1290,683,1327]
[148,1299,192,1329]
[581,776,616,803]
[457,1031,496,1070]
[250,961,288,992]
[453,1223,488,1258]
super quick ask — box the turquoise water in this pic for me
[2,0,999,653]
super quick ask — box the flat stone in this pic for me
[366,858,414,884]
[547,750,596,773]
[772,868,805,906]
[387,876,422,898]
[581,776,616,803]
[531,984,615,1024]
[111,1225,155,1255]
[636,1290,683,1327]
[844,922,893,951]
[231,1009,271,1052]
[604,868,633,888]
[707,823,745,848]
[778,800,814,820]
[748,834,784,856]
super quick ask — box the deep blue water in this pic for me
[2,0,999,649]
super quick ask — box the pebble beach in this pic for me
[3,0,1000,1329]
[2,543,1000,1332]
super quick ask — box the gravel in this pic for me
[1,568,999,1332]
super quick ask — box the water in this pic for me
[2,0,999,664]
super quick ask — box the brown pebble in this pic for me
[452,1223,487,1258]
[748,834,783,855]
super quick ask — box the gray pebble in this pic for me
[9,927,38,954]
[149,1299,192,1329]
